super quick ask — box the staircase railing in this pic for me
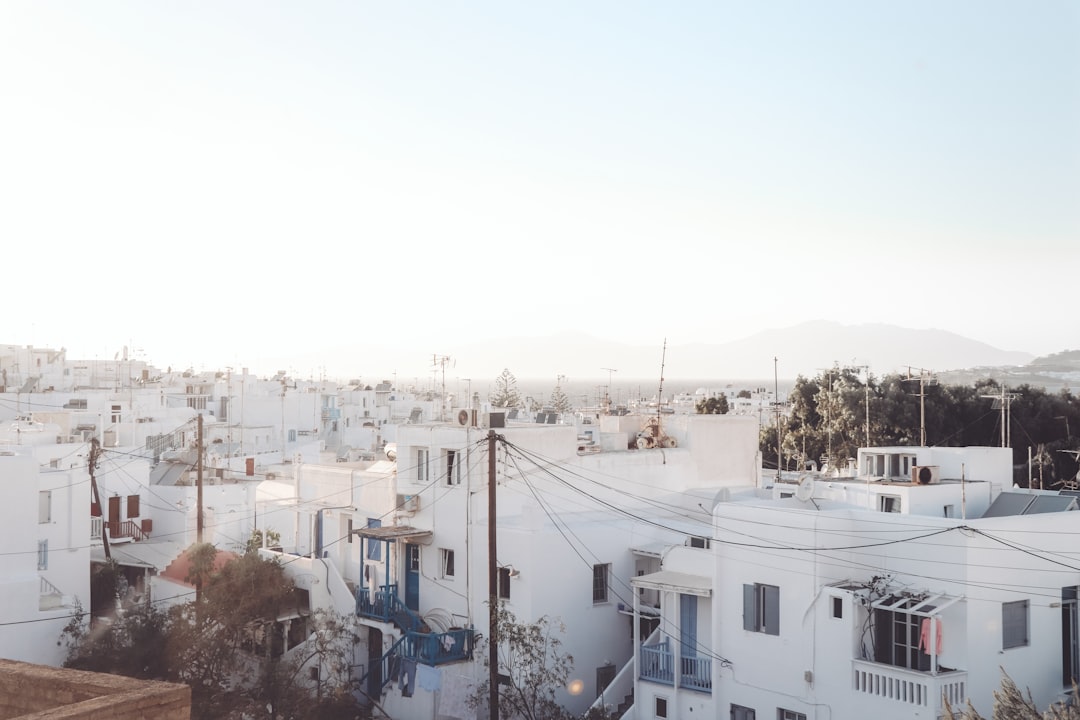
[356,584,424,633]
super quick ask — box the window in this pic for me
[416,449,429,483]
[347,518,353,544]
[445,450,459,485]
[943,505,955,518]
[777,710,806,720]
[688,536,710,549]
[1064,587,1078,686]
[127,494,140,518]
[743,583,780,635]
[654,697,668,719]
[39,491,51,524]
[111,404,122,423]
[879,495,901,513]
[873,598,934,670]
[440,549,455,579]
[498,567,511,599]
[731,705,756,720]
[37,540,48,570]
[366,518,382,561]
[1003,600,1029,649]
[831,596,843,619]
[592,564,610,604]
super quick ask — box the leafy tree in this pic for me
[737,389,752,399]
[696,395,729,414]
[65,602,170,680]
[471,605,576,720]
[245,527,282,555]
[490,368,522,409]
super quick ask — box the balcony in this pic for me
[853,659,967,714]
[355,585,474,667]
[639,639,712,693]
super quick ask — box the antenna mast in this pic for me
[656,340,667,430]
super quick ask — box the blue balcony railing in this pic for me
[356,585,423,633]
[640,640,712,693]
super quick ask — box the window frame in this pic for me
[416,448,430,483]
[1003,599,1030,649]
[731,705,756,720]
[592,563,610,604]
[37,539,48,571]
[440,548,455,579]
[39,490,51,524]
[654,696,668,719]
[126,494,140,518]
[777,710,806,720]
[498,567,511,599]
[743,583,780,635]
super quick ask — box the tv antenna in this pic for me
[980,383,1019,448]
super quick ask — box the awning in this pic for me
[872,592,963,616]
[352,525,433,543]
[631,570,711,597]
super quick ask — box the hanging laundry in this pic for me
[417,663,442,692]
[919,617,943,655]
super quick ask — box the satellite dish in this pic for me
[795,475,814,502]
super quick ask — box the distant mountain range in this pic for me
[259,322,1072,391]
[333,321,1034,383]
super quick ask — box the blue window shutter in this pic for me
[743,584,756,631]
[680,594,698,657]
[764,585,780,635]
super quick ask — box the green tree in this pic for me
[550,383,573,414]
[471,606,576,720]
[696,395,729,414]
[490,368,522,408]
[245,527,282,555]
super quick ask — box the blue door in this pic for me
[405,544,420,611]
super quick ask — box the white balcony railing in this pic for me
[853,659,967,714]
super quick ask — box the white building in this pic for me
[271,409,761,718]
[624,444,1080,720]
[0,440,90,665]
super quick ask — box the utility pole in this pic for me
[89,438,110,561]
[903,367,936,447]
[197,413,204,544]
[774,357,781,481]
[488,429,499,720]
[981,384,1020,448]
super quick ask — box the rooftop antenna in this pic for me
[981,383,1019,448]
[656,340,667,430]
[432,354,452,421]
[601,367,617,412]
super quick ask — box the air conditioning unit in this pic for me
[911,465,940,485]
[396,494,420,513]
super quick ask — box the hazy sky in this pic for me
[2,1,1077,379]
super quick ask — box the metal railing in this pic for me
[639,638,712,693]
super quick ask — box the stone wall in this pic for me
[0,659,190,719]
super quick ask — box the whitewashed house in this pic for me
[269,409,760,719]
[0,440,90,665]
[625,444,1080,720]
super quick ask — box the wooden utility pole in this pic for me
[88,437,110,561]
[903,367,935,447]
[197,413,204,544]
[487,429,499,720]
